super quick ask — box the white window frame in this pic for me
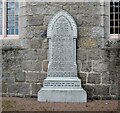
[110,0,120,39]
[0,0,19,39]
[110,34,120,38]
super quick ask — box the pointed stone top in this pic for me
[47,10,77,38]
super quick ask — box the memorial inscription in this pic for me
[51,17,73,63]
[38,11,87,102]
[48,15,76,77]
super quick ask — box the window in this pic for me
[110,0,120,38]
[0,0,19,38]
[0,1,2,35]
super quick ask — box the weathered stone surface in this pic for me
[89,15,101,26]
[92,95,101,100]
[42,60,48,72]
[31,83,42,95]
[80,38,97,49]
[77,60,82,73]
[8,83,30,95]
[28,15,44,26]
[37,49,47,60]
[42,39,48,49]
[25,6,37,16]
[78,26,92,37]
[20,28,29,39]
[93,85,110,96]
[2,59,22,71]
[84,85,94,99]
[0,67,2,82]
[0,61,2,68]
[88,49,103,60]
[22,60,42,71]
[76,14,85,27]
[81,61,91,72]
[85,84,111,99]
[103,16,109,27]
[25,72,47,83]
[30,39,42,49]
[43,16,52,26]
[2,73,15,84]
[96,38,103,48]
[62,5,70,12]
[24,26,47,39]
[19,6,26,16]
[2,39,30,50]
[110,84,118,95]
[108,61,118,72]
[81,2,101,15]
[2,51,7,60]
[15,72,25,82]
[25,2,46,7]
[101,96,111,100]
[93,60,109,72]
[0,52,2,61]
[70,5,79,15]
[88,73,101,84]
[36,4,61,15]
[92,27,104,38]
[3,50,22,59]
[77,14,101,27]
[39,73,47,83]
[76,49,87,61]
[22,50,37,60]
[26,72,40,83]
[102,72,110,84]
[78,73,87,84]
[109,71,118,84]
[19,16,28,28]
[2,82,8,93]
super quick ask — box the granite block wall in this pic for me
[2,1,119,99]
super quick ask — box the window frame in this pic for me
[110,0,120,39]
[0,0,19,39]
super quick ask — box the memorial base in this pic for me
[38,88,87,102]
[38,77,87,103]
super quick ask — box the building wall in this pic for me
[2,2,119,99]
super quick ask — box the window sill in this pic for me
[0,35,19,39]
[0,37,30,50]
[102,37,120,50]
[110,34,120,39]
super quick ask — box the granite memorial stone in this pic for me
[38,11,87,102]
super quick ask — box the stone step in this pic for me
[43,77,81,89]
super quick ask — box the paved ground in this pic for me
[1,97,119,111]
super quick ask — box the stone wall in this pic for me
[2,1,119,99]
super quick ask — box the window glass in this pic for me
[110,0,120,34]
[7,0,19,35]
[0,1,2,35]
